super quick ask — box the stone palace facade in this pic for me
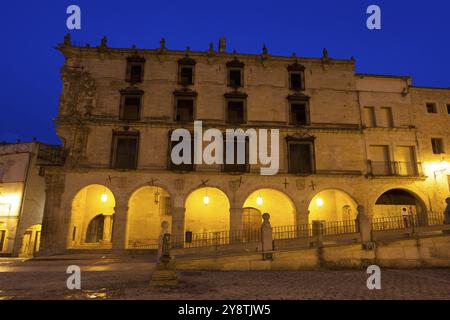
[39,35,450,255]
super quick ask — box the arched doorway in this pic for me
[86,215,105,243]
[19,224,41,257]
[184,187,230,235]
[68,184,115,248]
[126,186,171,248]
[374,188,426,219]
[308,189,357,223]
[243,189,296,227]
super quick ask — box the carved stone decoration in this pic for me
[59,65,97,118]
[295,179,306,190]
[67,124,90,167]
[285,132,316,141]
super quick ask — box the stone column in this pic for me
[293,199,309,225]
[102,214,113,242]
[230,207,243,231]
[356,205,372,243]
[38,174,66,256]
[112,201,128,250]
[171,207,185,242]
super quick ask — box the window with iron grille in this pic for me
[290,103,309,125]
[126,56,145,83]
[111,132,139,169]
[226,100,245,124]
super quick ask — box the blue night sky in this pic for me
[0,0,449,144]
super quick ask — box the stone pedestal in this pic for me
[150,259,178,286]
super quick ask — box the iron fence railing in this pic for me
[171,228,261,249]
[272,224,312,240]
[127,239,158,249]
[272,219,358,241]
[371,211,445,231]
[127,212,446,249]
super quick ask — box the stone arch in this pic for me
[243,188,296,227]
[126,185,172,248]
[372,188,427,219]
[68,184,116,248]
[184,187,231,234]
[308,189,358,223]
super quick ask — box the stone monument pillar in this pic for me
[150,221,178,286]
[261,213,274,260]
[356,205,375,249]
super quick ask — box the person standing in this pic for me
[402,207,409,228]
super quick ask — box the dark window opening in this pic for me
[229,69,242,87]
[227,101,245,123]
[180,67,193,85]
[127,64,143,83]
[431,138,445,154]
[426,103,437,113]
[288,142,314,174]
[223,136,249,173]
[447,104,450,114]
[111,133,139,169]
[176,99,194,122]
[169,138,194,172]
[120,96,141,120]
[290,103,308,125]
[290,72,303,90]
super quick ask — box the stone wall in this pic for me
[175,234,450,270]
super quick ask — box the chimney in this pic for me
[218,37,226,53]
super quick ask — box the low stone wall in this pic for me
[175,234,450,270]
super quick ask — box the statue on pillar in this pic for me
[444,197,450,224]
[151,221,178,286]
[261,213,273,259]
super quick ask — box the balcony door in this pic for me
[369,145,390,175]
[396,146,417,176]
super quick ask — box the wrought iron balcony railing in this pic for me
[367,160,423,177]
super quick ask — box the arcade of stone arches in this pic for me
[67,184,427,249]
